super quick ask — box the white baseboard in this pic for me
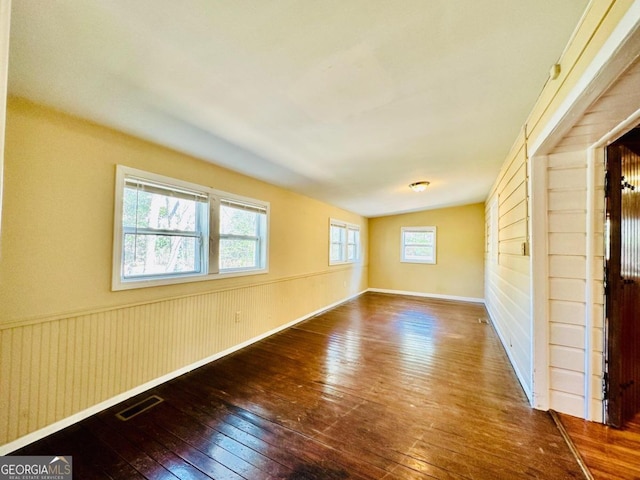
[0,289,366,455]
[367,287,485,304]
[484,307,534,404]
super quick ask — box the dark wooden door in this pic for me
[606,127,640,428]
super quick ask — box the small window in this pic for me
[113,166,269,290]
[219,199,267,272]
[329,219,360,265]
[401,226,436,264]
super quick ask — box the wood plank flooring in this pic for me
[11,293,585,479]
[558,412,640,479]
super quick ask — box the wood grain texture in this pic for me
[558,412,640,480]
[619,141,640,424]
[12,293,585,479]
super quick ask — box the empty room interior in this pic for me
[2,1,640,479]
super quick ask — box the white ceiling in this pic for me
[8,0,589,217]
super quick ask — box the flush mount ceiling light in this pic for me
[409,181,430,192]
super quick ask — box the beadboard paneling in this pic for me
[0,267,366,448]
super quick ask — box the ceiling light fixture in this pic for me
[409,181,430,192]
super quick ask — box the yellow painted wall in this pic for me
[368,203,485,299]
[2,0,635,448]
[0,98,368,448]
[0,98,368,324]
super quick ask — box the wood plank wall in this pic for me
[485,0,632,416]
[547,151,590,416]
[533,147,605,422]
[0,267,366,450]
[485,134,533,400]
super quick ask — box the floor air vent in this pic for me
[116,395,163,421]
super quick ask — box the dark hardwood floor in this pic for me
[12,293,585,479]
[558,412,640,480]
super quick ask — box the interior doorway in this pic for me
[605,126,640,428]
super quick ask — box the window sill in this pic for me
[112,268,269,291]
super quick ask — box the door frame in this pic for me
[604,142,623,427]
[528,5,640,420]
[592,111,640,426]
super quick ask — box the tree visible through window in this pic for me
[113,166,269,290]
[122,178,207,279]
[219,200,267,271]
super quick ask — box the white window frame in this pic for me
[329,219,360,265]
[112,166,269,290]
[216,195,269,274]
[401,226,436,264]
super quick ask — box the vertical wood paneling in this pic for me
[0,268,365,448]
[18,326,31,437]
[0,330,10,441]
[28,323,41,435]
[620,144,640,422]
[36,323,48,429]
[54,321,65,423]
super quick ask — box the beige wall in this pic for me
[368,203,485,300]
[0,98,368,449]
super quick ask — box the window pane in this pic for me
[331,225,345,242]
[220,238,258,269]
[221,204,260,236]
[330,243,343,262]
[404,245,433,261]
[123,234,197,278]
[404,231,432,245]
[347,228,359,261]
[124,186,198,231]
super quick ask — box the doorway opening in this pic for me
[605,125,640,428]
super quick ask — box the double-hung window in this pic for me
[113,166,269,290]
[120,174,209,281]
[218,199,268,272]
[401,226,436,264]
[329,219,360,265]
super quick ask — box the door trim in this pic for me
[530,154,550,411]
[604,143,623,428]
